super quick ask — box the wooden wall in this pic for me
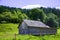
[19,22,28,34]
[28,27,57,35]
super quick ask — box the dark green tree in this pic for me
[30,8,47,22]
[46,18,59,28]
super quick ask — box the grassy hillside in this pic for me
[0,23,18,35]
[0,23,60,40]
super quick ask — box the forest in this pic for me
[0,5,60,28]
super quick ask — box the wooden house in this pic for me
[18,19,57,35]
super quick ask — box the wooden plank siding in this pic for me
[19,22,28,34]
[28,27,57,35]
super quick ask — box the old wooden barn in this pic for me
[18,19,57,35]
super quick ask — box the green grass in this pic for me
[0,23,60,40]
[0,23,18,35]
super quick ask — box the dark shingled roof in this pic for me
[23,19,50,28]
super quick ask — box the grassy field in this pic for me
[0,23,60,40]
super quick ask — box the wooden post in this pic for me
[13,34,16,40]
[40,33,41,36]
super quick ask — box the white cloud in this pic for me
[56,7,60,9]
[21,4,47,9]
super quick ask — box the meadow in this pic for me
[0,23,60,40]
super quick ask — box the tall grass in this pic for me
[0,23,18,34]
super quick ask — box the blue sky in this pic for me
[0,0,60,8]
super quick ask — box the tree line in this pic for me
[0,5,60,28]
